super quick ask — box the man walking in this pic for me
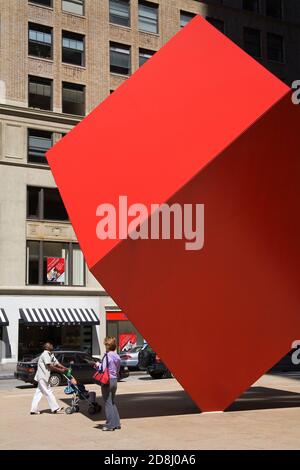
[30,342,67,415]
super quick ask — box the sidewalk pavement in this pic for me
[1,372,300,449]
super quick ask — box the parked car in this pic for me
[138,344,172,379]
[120,345,146,370]
[15,350,129,387]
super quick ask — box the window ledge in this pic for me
[28,106,54,113]
[28,3,53,12]
[62,11,86,20]
[27,162,50,169]
[110,72,130,79]
[26,284,87,288]
[109,23,132,32]
[28,55,54,64]
[0,103,82,126]
[62,62,86,70]
[61,111,86,118]
[27,218,71,224]
[1,286,107,296]
[138,30,160,38]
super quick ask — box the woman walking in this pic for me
[100,336,121,431]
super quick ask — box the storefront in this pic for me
[0,295,108,363]
[1,298,141,364]
[106,310,144,352]
[18,307,99,360]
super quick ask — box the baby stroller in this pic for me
[63,369,102,415]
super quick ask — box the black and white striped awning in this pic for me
[19,308,99,326]
[0,309,9,326]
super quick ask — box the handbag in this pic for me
[92,353,110,386]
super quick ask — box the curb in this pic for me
[0,375,15,380]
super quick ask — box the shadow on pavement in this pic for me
[267,371,300,381]
[62,390,199,422]
[137,377,157,381]
[16,384,35,390]
[227,386,300,412]
[61,384,300,422]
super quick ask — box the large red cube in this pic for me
[47,16,300,411]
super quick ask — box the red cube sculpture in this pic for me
[47,16,300,411]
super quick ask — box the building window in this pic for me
[29,0,52,7]
[267,33,284,62]
[62,82,85,115]
[243,0,259,13]
[138,1,158,34]
[266,0,282,19]
[139,48,155,67]
[27,241,40,285]
[180,11,195,28]
[206,17,225,33]
[110,42,131,75]
[28,76,52,110]
[28,23,52,59]
[27,186,69,221]
[243,27,261,58]
[62,0,84,15]
[28,129,52,165]
[26,241,85,286]
[62,31,85,66]
[109,0,130,27]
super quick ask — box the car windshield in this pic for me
[78,354,95,364]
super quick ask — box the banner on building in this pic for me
[47,257,65,284]
[119,333,137,352]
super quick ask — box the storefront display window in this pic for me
[106,313,144,353]
[18,324,92,360]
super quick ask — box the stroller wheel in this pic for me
[88,405,96,415]
[65,406,73,414]
[74,405,80,413]
[96,404,102,413]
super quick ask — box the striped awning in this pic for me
[0,309,9,326]
[19,308,99,325]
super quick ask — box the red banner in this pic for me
[106,311,128,321]
[47,257,65,284]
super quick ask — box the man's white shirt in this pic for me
[34,350,59,382]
